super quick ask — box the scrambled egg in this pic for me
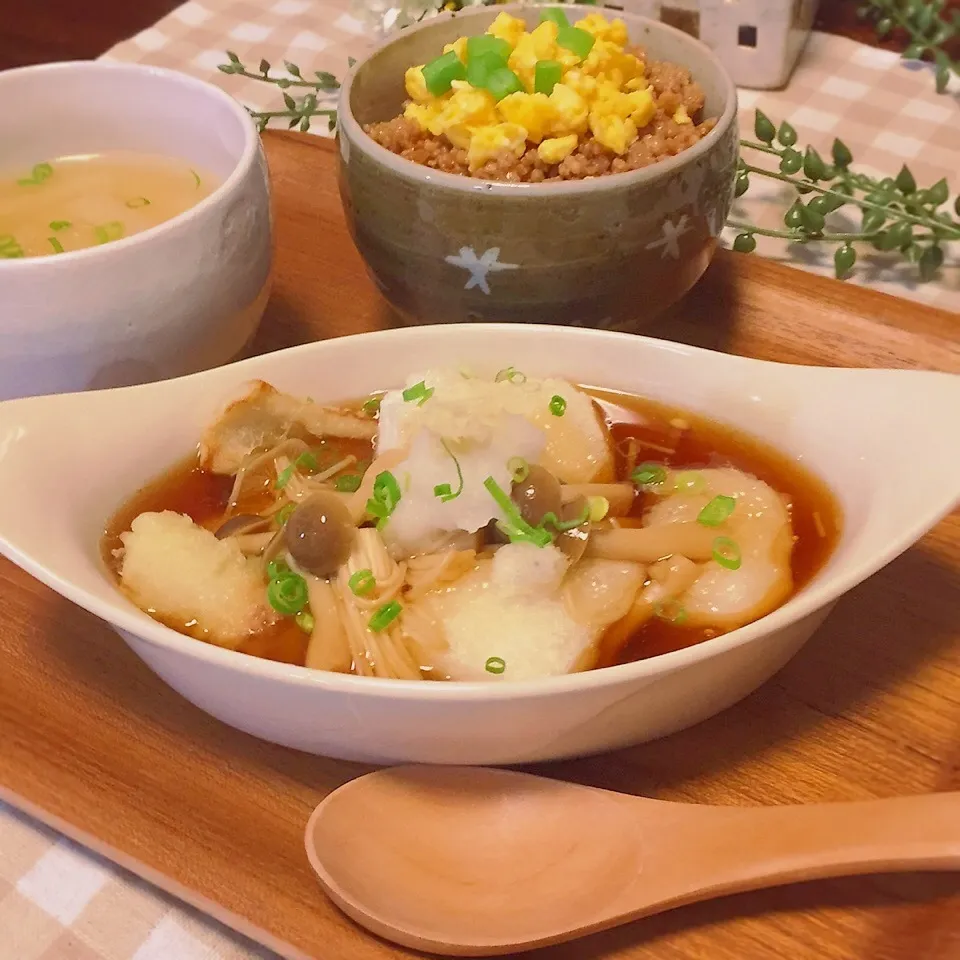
[403,11,659,170]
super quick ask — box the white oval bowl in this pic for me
[0,325,957,765]
[0,61,272,402]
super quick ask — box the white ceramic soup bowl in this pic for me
[0,61,272,402]
[0,325,957,766]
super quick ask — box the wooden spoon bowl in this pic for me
[305,766,960,956]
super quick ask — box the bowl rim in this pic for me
[0,59,261,271]
[3,324,958,703]
[337,1,739,198]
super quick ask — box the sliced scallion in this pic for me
[495,366,526,384]
[125,196,151,208]
[467,35,511,61]
[484,476,552,547]
[654,598,688,624]
[485,656,506,675]
[48,220,71,232]
[48,237,64,254]
[94,221,124,245]
[556,25,595,59]
[539,7,570,28]
[267,558,291,581]
[17,162,53,186]
[549,394,567,417]
[712,536,742,570]
[402,380,434,405]
[275,502,296,526]
[507,456,529,484]
[484,65,524,101]
[296,610,315,633]
[697,494,736,527]
[631,462,666,487]
[191,169,202,188]
[466,49,508,89]
[541,502,590,532]
[369,600,403,633]
[267,573,309,615]
[349,569,376,597]
[422,49,466,96]
[362,395,381,415]
[275,464,295,490]
[587,496,609,522]
[296,451,319,472]
[366,470,402,529]
[435,439,464,502]
[674,470,706,495]
[534,59,563,95]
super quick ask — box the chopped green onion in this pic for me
[631,462,666,487]
[267,558,291,581]
[48,237,64,254]
[698,494,736,527]
[366,470,402,529]
[267,573,309,615]
[296,451,319,472]
[587,496,609,522]
[654,598,688,624]
[534,59,563,95]
[402,380,434,405]
[507,456,529,484]
[125,196,151,208]
[94,221,124,245]
[674,471,706,495]
[335,473,362,493]
[712,536,742,570]
[48,220,71,232]
[362,395,381,415]
[466,49,508,89]
[495,366,526,384]
[556,25,596,60]
[549,394,567,417]
[0,235,24,258]
[485,656,506,675]
[541,502,590,532]
[349,569,376,597]
[435,438,465,502]
[467,35,511,62]
[17,162,53,186]
[369,600,403,633]
[422,49,466,96]
[191,169,202,188]
[485,66,524,101]
[484,476,553,547]
[275,464,295,489]
[296,610,315,633]
[539,7,570,28]
[275,502,296,527]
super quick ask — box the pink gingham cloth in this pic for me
[1,3,956,959]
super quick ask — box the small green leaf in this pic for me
[328,116,337,132]
[861,208,887,233]
[226,50,241,64]
[807,196,830,215]
[287,116,300,129]
[779,148,802,174]
[283,92,296,110]
[753,109,776,144]
[802,147,827,181]
[733,233,756,253]
[872,229,901,251]
[798,203,826,233]
[796,183,815,195]
[903,43,926,59]
[891,220,913,249]
[784,201,805,229]
[217,64,236,75]
[259,58,271,76]
[834,243,856,279]
[819,192,848,213]
[348,56,357,68]
[315,71,340,89]
[895,165,917,195]
[776,121,797,147]
[734,172,750,197]
[831,138,853,170]
[935,65,949,93]
[299,116,311,132]
[919,244,944,280]
[876,17,893,35]
[904,243,924,264]
[285,61,302,77]
[276,78,291,89]
[954,195,960,216]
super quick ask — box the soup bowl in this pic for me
[0,61,272,402]
[0,325,957,765]
[337,3,738,331]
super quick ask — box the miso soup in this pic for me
[0,151,218,258]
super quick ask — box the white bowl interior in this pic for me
[0,326,957,695]
[0,62,247,179]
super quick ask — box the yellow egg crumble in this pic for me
[402,11,674,171]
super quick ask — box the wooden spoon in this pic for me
[304,765,960,957]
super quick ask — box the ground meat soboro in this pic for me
[364,54,716,183]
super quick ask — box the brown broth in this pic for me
[102,389,842,672]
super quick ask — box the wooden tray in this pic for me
[1,132,958,960]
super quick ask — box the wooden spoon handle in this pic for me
[671,792,960,904]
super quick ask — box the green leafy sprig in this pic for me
[733,110,959,280]
[858,0,960,93]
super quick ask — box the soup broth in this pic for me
[103,382,841,675]
[0,151,217,258]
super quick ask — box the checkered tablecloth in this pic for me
[1,3,957,959]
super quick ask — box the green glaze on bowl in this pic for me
[337,2,738,330]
